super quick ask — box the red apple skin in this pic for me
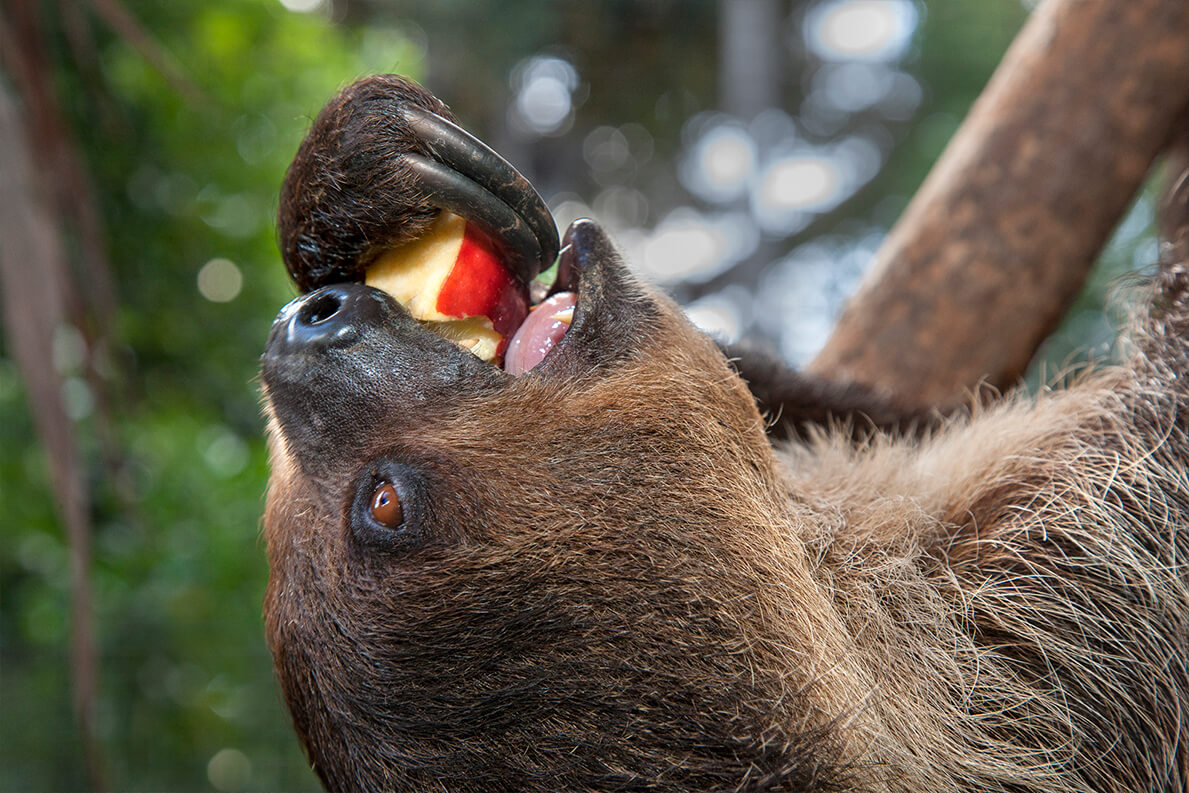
[435,224,529,341]
[366,211,529,362]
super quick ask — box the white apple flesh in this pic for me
[365,212,529,363]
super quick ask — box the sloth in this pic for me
[261,75,1189,792]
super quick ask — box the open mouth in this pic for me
[277,81,582,376]
[357,214,583,376]
[504,239,580,375]
[356,101,584,376]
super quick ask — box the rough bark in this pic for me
[810,0,1189,406]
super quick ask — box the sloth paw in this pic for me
[278,74,558,293]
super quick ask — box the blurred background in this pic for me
[0,0,1158,790]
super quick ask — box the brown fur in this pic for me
[262,75,1189,792]
[263,246,1189,790]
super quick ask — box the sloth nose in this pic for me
[266,283,386,358]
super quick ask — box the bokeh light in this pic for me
[511,55,579,136]
[684,286,752,344]
[278,0,324,13]
[680,118,758,204]
[805,0,919,62]
[197,258,244,303]
[758,156,843,213]
[758,232,883,364]
[629,208,758,285]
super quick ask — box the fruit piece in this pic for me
[366,212,529,363]
[422,316,504,363]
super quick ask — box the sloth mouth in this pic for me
[344,101,570,374]
[261,216,635,432]
[505,286,576,375]
[361,218,586,376]
[503,232,581,375]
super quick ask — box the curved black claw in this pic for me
[401,154,544,287]
[398,105,560,285]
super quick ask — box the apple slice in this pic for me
[365,211,529,363]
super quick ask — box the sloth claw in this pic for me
[397,104,560,285]
[400,153,543,287]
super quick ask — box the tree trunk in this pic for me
[810,0,1189,406]
[0,75,105,791]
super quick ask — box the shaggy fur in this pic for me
[277,75,456,292]
[262,245,1189,791]
[261,76,1189,791]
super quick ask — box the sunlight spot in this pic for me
[632,209,758,285]
[684,288,751,343]
[757,156,843,213]
[548,195,593,235]
[197,258,243,303]
[201,426,250,479]
[62,377,94,421]
[813,62,895,112]
[593,186,650,229]
[806,0,918,62]
[207,747,252,792]
[584,126,632,173]
[758,234,881,364]
[53,324,87,376]
[511,56,579,136]
[278,0,325,13]
[681,120,758,204]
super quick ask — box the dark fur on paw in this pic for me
[279,75,455,293]
[278,74,558,293]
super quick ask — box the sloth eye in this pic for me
[351,461,425,552]
[369,481,403,528]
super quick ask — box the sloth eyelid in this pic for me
[350,461,426,553]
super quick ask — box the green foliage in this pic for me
[1,2,427,790]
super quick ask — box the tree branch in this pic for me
[810,0,1189,405]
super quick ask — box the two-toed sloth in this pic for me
[261,75,1189,792]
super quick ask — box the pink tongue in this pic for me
[504,291,577,376]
